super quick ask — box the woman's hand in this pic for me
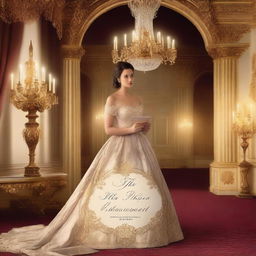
[130,122,145,134]
[142,122,151,133]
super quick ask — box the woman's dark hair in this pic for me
[113,61,134,88]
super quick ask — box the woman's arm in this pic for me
[104,95,144,136]
[104,96,144,136]
[104,114,144,136]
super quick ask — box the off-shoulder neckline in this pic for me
[105,103,143,108]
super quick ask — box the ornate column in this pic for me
[62,45,85,194]
[208,44,248,195]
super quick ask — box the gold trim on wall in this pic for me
[207,44,249,59]
[61,45,85,59]
[0,0,65,38]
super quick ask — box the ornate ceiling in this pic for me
[0,0,255,47]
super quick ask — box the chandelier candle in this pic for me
[10,41,58,177]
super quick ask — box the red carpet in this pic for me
[0,169,256,256]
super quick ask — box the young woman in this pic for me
[0,61,183,256]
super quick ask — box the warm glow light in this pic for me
[157,31,161,43]
[95,113,104,120]
[113,36,118,51]
[167,36,171,49]
[172,39,175,49]
[179,119,193,129]
[124,34,127,47]
[19,64,22,83]
[49,73,52,91]
[53,78,56,93]
[132,30,135,42]
[232,102,255,136]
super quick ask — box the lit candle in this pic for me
[157,31,161,43]
[172,39,175,49]
[113,36,118,51]
[49,74,52,91]
[19,64,22,83]
[161,36,164,47]
[132,30,135,42]
[42,67,45,83]
[53,78,56,93]
[167,36,171,49]
[124,34,127,47]
[10,73,14,90]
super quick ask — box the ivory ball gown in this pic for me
[0,102,183,256]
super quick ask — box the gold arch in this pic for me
[75,0,216,49]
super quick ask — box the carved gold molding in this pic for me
[65,0,250,47]
[0,177,67,212]
[1,0,254,45]
[0,0,65,39]
[212,2,253,22]
[217,24,251,44]
[62,0,219,46]
[211,0,253,43]
[207,44,249,59]
[62,0,107,45]
[166,0,219,44]
[0,179,66,195]
[210,162,238,168]
[221,171,234,185]
[61,45,85,59]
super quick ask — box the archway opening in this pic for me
[193,72,214,166]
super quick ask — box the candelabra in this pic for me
[112,0,177,72]
[232,103,256,197]
[10,41,57,177]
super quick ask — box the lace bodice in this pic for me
[104,103,143,128]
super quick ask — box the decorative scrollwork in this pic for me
[0,0,65,39]
[207,44,249,59]
[0,177,67,212]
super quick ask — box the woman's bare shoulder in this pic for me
[106,93,117,106]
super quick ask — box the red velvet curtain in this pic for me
[0,21,24,115]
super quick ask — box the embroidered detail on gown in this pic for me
[0,102,184,256]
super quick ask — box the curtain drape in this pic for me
[0,21,24,116]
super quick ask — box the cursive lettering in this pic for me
[123,191,150,201]
[100,202,150,213]
[100,192,118,200]
[112,176,136,190]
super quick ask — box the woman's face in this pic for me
[119,68,134,88]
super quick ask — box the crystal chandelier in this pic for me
[112,0,177,72]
